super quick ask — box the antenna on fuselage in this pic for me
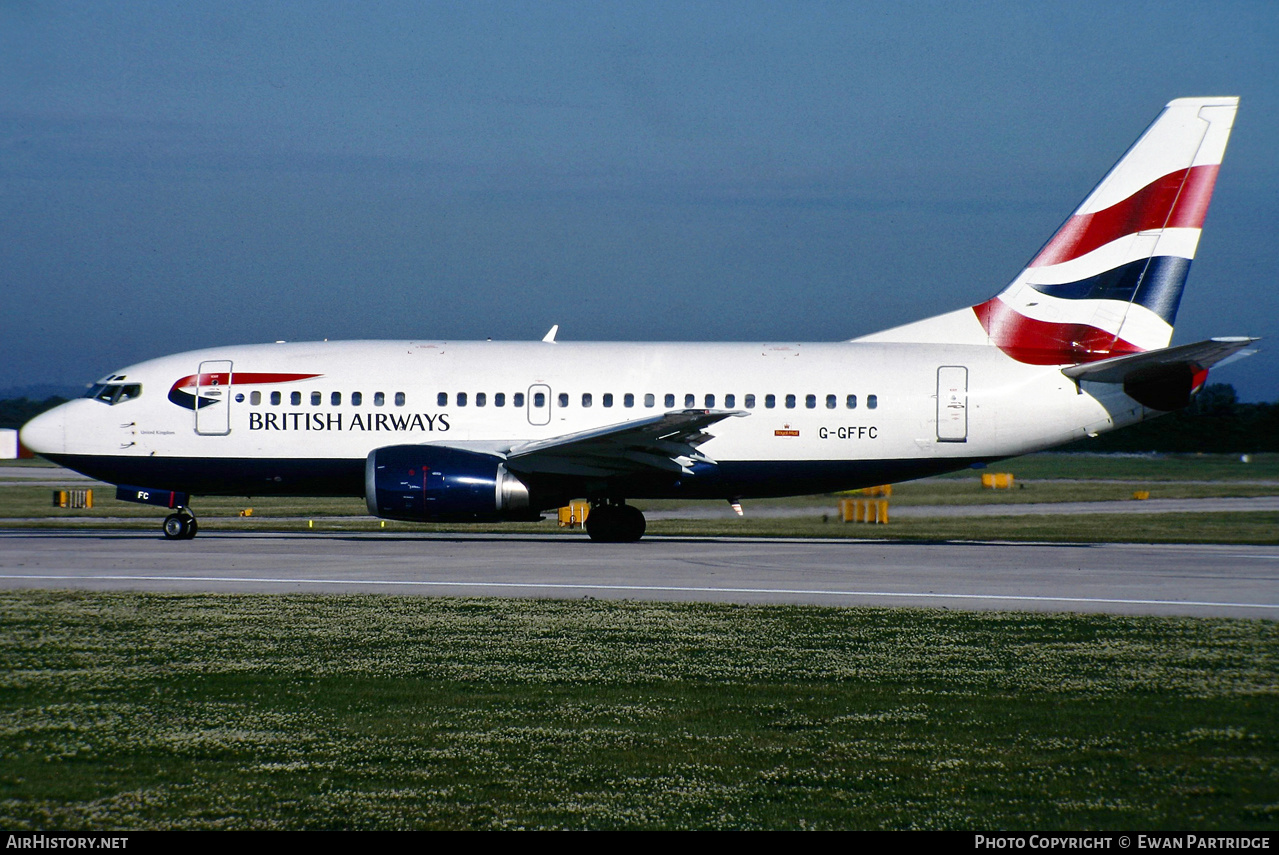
[542,324,559,343]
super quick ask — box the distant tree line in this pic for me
[0,397,69,431]
[1064,385,1279,453]
[0,385,1274,452]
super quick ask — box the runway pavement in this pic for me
[1,529,1276,619]
[643,495,1279,518]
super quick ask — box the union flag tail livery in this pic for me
[978,96,1238,365]
[19,98,1256,541]
[858,97,1239,365]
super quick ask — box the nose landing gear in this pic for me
[111,486,201,540]
[162,510,199,540]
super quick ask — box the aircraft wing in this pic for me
[1062,337,1258,383]
[503,409,749,477]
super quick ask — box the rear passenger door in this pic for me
[936,366,968,443]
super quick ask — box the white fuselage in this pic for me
[22,338,1146,504]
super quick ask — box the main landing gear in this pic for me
[585,501,646,543]
[162,509,199,540]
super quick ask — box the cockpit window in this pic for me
[86,383,142,405]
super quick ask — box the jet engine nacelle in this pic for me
[365,444,538,522]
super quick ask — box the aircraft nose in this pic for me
[19,406,66,456]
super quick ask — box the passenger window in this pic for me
[868,394,878,409]
[291,391,302,406]
[582,393,593,407]
[684,394,694,407]
[311,391,322,406]
[395,392,406,407]
[785,394,796,409]
[665,393,675,408]
[765,394,775,409]
[271,391,282,406]
[235,393,244,403]
[558,393,568,407]
[533,392,545,407]
[847,394,857,409]
[332,392,341,406]
[805,394,816,409]
[437,392,447,407]
[725,394,735,408]
[514,392,525,407]
[251,391,261,406]
[624,393,634,408]
[705,394,715,408]
[603,393,613,407]
[744,394,755,409]
[495,393,505,407]
[644,393,655,408]
[826,394,836,409]
[457,392,467,407]
[476,393,486,407]
[374,392,385,406]
[352,392,362,406]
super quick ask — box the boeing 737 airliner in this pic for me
[20,97,1254,541]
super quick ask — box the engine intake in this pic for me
[365,445,537,522]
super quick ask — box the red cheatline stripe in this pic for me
[972,299,1145,365]
[1031,164,1219,269]
[171,372,322,390]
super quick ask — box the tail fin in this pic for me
[975,96,1238,364]
[855,98,1238,361]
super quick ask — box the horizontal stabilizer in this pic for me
[1062,336,1257,383]
[1062,336,1257,411]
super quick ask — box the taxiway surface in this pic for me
[1,530,1275,619]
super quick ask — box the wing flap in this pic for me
[506,409,748,477]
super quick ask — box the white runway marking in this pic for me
[2,573,1276,612]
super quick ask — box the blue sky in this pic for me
[2,1,1276,399]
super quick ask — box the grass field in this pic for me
[972,452,1279,483]
[1,592,1275,830]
